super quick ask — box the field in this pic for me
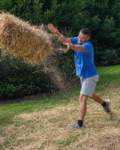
[0,65,120,150]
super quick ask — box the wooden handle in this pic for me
[47,23,60,35]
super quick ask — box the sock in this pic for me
[78,120,83,127]
[102,101,106,107]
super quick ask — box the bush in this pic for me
[0,56,56,99]
[95,48,120,66]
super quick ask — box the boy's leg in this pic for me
[73,94,88,128]
[73,77,93,128]
[90,93,103,104]
[90,93,111,113]
[79,94,88,121]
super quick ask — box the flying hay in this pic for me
[0,12,54,64]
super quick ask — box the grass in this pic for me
[0,65,120,150]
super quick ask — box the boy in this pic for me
[48,24,111,128]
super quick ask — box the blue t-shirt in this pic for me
[71,36,98,79]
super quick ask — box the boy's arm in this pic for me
[67,43,85,52]
[47,23,71,44]
[47,24,85,52]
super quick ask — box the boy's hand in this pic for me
[61,41,70,53]
[58,47,70,53]
[62,40,70,47]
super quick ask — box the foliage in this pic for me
[0,0,120,99]
[0,56,55,99]
[0,0,120,65]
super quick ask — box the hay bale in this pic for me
[0,12,54,64]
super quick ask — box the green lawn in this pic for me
[0,65,120,150]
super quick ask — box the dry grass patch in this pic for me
[0,87,120,150]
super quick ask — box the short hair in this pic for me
[80,28,91,36]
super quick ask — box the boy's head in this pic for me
[78,28,91,43]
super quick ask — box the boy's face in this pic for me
[78,32,90,43]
